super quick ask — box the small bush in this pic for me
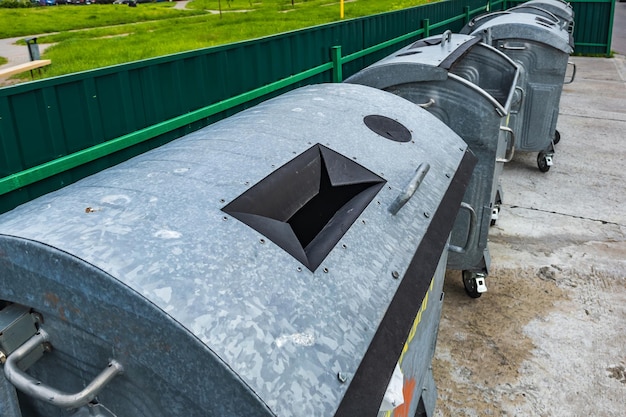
[0,0,35,8]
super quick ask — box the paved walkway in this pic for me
[0,35,53,68]
[435,53,626,417]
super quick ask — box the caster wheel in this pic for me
[491,191,502,226]
[462,270,483,299]
[553,129,561,145]
[537,152,551,173]
[490,206,499,226]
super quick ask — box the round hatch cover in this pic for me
[363,115,412,143]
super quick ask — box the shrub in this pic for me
[0,0,35,8]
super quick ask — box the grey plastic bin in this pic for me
[462,11,574,172]
[346,32,520,298]
[0,83,476,417]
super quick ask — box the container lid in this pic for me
[345,32,520,115]
[466,12,573,53]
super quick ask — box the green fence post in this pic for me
[607,0,616,57]
[423,19,430,38]
[464,6,471,24]
[331,46,343,83]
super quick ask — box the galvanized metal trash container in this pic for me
[462,11,574,172]
[0,83,476,417]
[346,32,520,298]
[513,0,575,37]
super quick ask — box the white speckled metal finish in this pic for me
[0,83,471,416]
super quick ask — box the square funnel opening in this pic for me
[223,144,386,272]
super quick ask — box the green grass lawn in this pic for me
[1,0,431,79]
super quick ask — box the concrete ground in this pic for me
[433,55,626,416]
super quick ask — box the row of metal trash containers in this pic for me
[0,1,574,416]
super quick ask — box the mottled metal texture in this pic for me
[334,149,476,416]
[0,373,22,417]
[463,12,573,154]
[0,83,472,416]
[385,250,448,417]
[511,0,575,43]
[507,0,612,56]
[345,33,520,274]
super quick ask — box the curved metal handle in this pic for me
[511,85,525,112]
[499,42,527,51]
[468,11,510,28]
[496,126,516,163]
[418,98,435,109]
[441,30,452,48]
[3,329,124,409]
[535,15,557,27]
[448,202,477,254]
[389,163,430,215]
[564,61,576,84]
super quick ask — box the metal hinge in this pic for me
[0,304,43,369]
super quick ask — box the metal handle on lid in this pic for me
[418,98,435,109]
[499,42,527,51]
[3,329,124,409]
[441,30,452,48]
[468,11,510,28]
[389,163,430,215]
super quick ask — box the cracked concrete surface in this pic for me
[433,55,626,416]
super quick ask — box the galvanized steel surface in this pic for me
[511,0,575,37]
[464,10,573,156]
[345,33,520,273]
[466,11,573,53]
[0,83,471,416]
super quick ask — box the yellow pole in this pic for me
[340,0,344,19]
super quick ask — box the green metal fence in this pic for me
[0,0,616,214]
